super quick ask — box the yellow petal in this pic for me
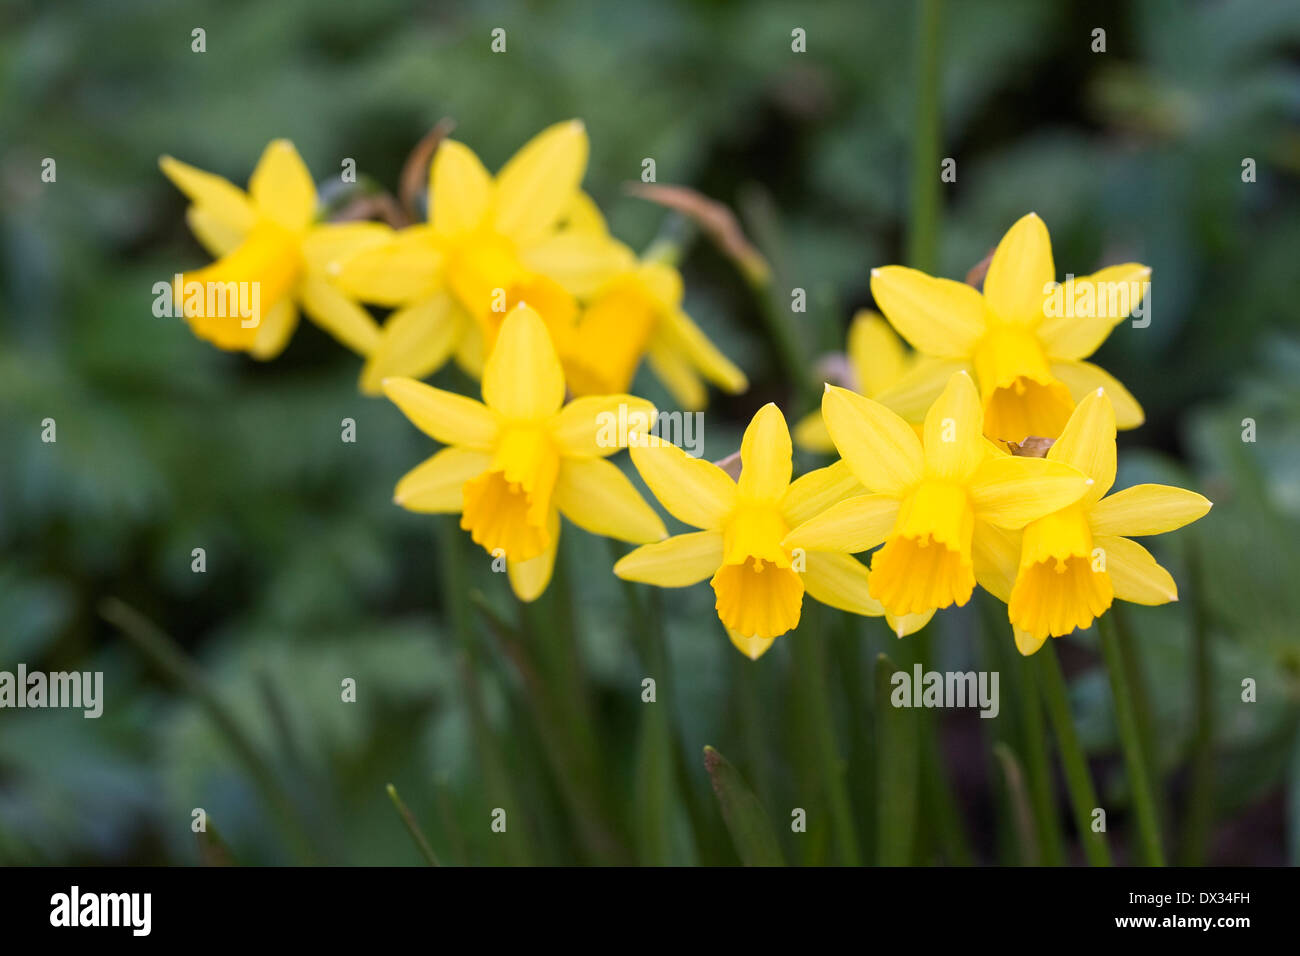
[781,458,865,527]
[613,531,723,587]
[822,384,924,496]
[494,119,589,245]
[872,356,972,422]
[1038,264,1151,360]
[550,395,656,458]
[923,371,985,481]
[971,520,1022,604]
[1049,360,1145,430]
[508,510,560,602]
[1095,535,1178,605]
[869,266,986,356]
[792,410,834,453]
[655,308,748,395]
[802,552,885,616]
[482,305,567,420]
[848,311,908,396]
[558,190,608,234]
[629,442,736,530]
[186,205,246,257]
[335,226,443,307]
[381,377,498,449]
[737,403,792,502]
[726,628,777,661]
[1046,387,1116,505]
[297,275,381,356]
[394,447,492,512]
[159,155,255,232]
[359,295,466,395]
[783,493,899,554]
[968,456,1090,528]
[520,233,637,298]
[249,139,316,232]
[430,140,492,235]
[301,222,394,275]
[646,342,707,411]
[886,609,934,638]
[553,456,667,543]
[248,298,299,360]
[1014,626,1048,656]
[983,212,1054,324]
[1090,484,1212,538]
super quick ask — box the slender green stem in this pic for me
[908,0,943,273]
[1035,644,1113,866]
[992,742,1039,865]
[1098,613,1166,866]
[386,783,440,866]
[100,597,321,863]
[1179,537,1215,865]
[791,620,861,866]
[875,652,918,865]
[976,595,1065,865]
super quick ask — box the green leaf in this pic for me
[702,746,785,866]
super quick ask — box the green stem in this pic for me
[976,595,1065,865]
[99,598,321,864]
[1098,613,1166,866]
[1179,537,1215,865]
[386,783,440,866]
[875,652,919,865]
[908,0,943,273]
[1035,644,1113,866]
[791,619,861,866]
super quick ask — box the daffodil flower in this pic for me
[783,372,1093,624]
[793,311,914,452]
[160,141,391,358]
[971,388,1212,654]
[556,252,748,409]
[615,403,905,660]
[870,212,1149,444]
[338,121,629,393]
[382,304,666,602]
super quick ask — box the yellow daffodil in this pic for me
[970,388,1212,654]
[615,403,906,660]
[382,304,666,601]
[793,311,912,452]
[338,121,629,393]
[869,212,1150,444]
[783,372,1093,625]
[552,251,748,409]
[160,140,391,358]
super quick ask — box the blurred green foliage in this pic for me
[1,0,1299,865]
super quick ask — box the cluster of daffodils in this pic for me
[160,122,745,408]
[162,125,1210,660]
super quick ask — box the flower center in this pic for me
[177,219,302,349]
[459,425,559,562]
[1009,504,1114,641]
[973,323,1074,443]
[868,480,975,616]
[711,503,804,640]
